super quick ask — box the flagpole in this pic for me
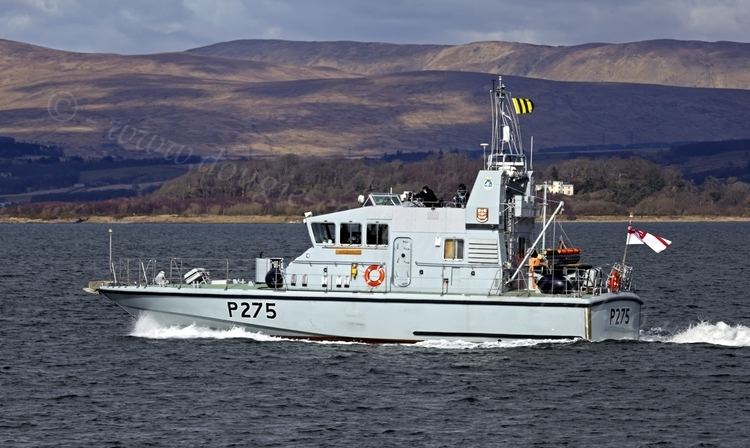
[621,212,633,267]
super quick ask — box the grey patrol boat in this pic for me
[86,77,641,342]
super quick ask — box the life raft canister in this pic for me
[607,269,622,292]
[364,264,385,287]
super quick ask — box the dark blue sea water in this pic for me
[2,222,750,447]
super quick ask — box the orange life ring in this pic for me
[607,269,622,292]
[364,264,385,287]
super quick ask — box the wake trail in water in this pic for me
[129,313,364,345]
[130,314,282,341]
[642,321,750,347]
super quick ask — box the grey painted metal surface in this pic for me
[98,286,641,341]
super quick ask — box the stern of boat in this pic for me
[588,293,642,341]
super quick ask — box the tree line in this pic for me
[2,154,749,219]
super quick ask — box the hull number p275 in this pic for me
[609,307,630,325]
[227,301,277,319]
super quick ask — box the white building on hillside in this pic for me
[535,180,574,196]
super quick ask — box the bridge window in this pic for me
[340,223,362,245]
[363,194,401,207]
[311,222,336,244]
[444,239,464,260]
[366,224,389,246]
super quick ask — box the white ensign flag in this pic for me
[626,225,671,253]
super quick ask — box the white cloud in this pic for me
[25,0,68,15]
[3,13,33,31]
[686,2,746,37]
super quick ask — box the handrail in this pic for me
[414,261,499,268]
[110,256,257,288]
[289,259,384,266]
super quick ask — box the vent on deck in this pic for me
[467,239,499,264]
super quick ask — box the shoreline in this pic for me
[0,214,302,224]
[2,214,750,224]
[559,215,750,223]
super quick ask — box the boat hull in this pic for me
[98,286,641,342]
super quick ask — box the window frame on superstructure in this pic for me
[443,238,465,261]
[310,222,337,245]
[339,222,362,246]
[366,222,389,247]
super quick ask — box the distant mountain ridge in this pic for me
[188,39,447,77]
[0,38,352,87]
[0,37,749,158]
[188,38,750,89]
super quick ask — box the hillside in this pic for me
[0,39,355,156]
[0,38,749,159]
[187,39,445,76]
[189,39,750,89]
[1,69,750,157]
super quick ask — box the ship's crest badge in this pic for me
[476,207,489,223]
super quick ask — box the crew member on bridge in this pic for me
[452,183,469,207]
[414,185,439,207]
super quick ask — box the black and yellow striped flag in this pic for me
[512,97,534,114]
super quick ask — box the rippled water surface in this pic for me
[1,222,750,447]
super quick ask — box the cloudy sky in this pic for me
[1,0,748,54]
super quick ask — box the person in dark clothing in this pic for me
[414,185,439,207]
[452,183,469,207]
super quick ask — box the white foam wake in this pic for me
[128,314,366,345]
[643,321,750,347]
[129,313,282,341]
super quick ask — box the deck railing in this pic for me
[557,263,635,297]
[498,262,634,297]
[110,257,257,289]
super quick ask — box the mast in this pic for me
[621,213,634,267]
[484,76,538,291]
[487,76,526,172]
[541,182,548,249]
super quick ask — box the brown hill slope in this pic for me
[1,39,749,157]
[2,63,749,158]
[0,39,356,156]
[188,39,750,89]
[0,39,351,86]
[187,39,446,76]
